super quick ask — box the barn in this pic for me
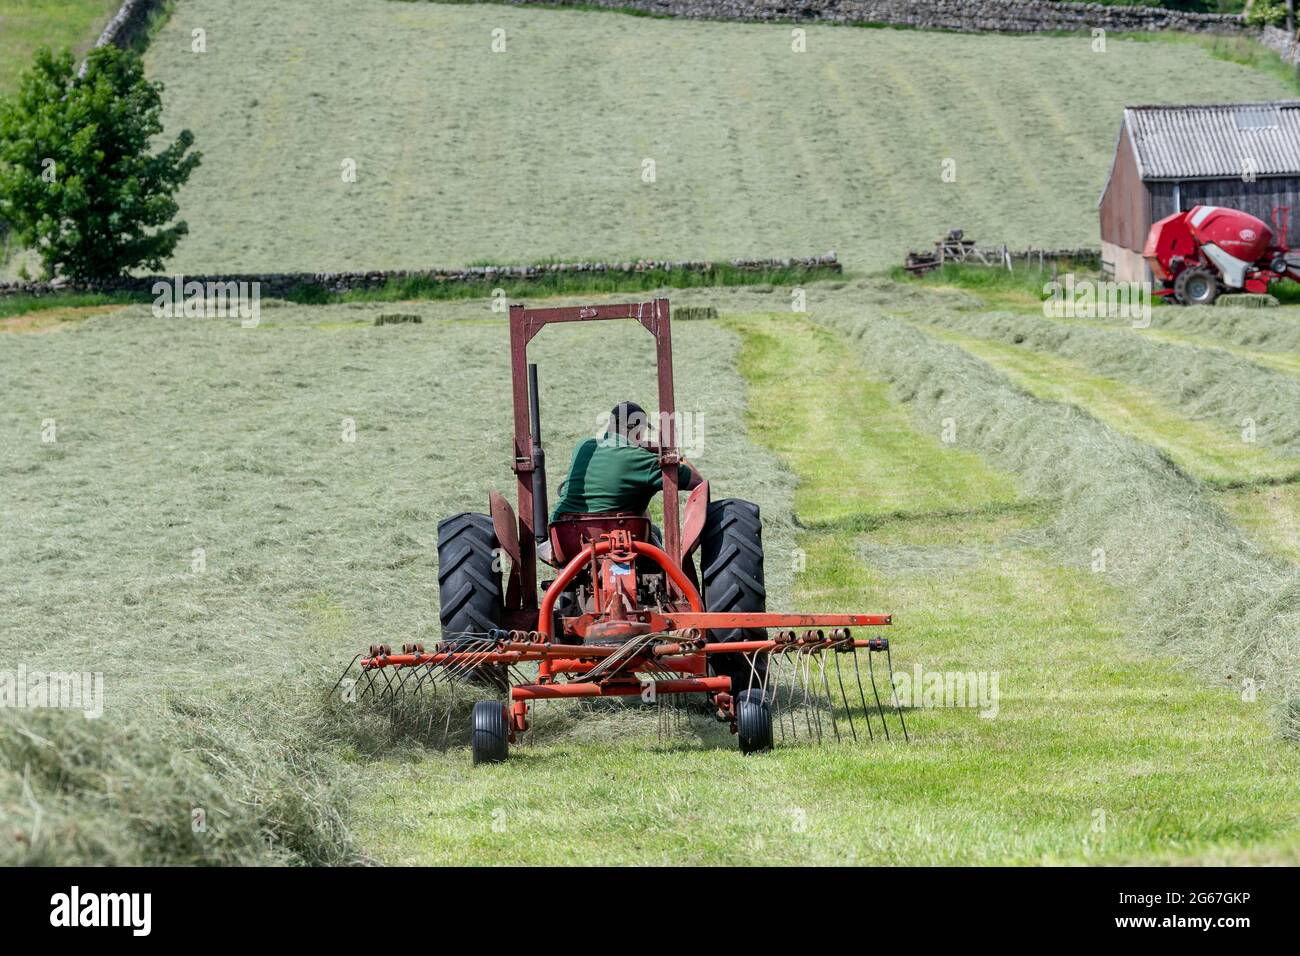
[1098,100,1300,283]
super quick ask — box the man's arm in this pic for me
[678,457,704,492]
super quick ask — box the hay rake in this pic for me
[335,616,908,760]
[335,299,910,762]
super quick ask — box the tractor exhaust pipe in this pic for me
[528,363,549,542]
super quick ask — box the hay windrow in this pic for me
[1144,307,1300,354]
[817,309,1300,740]
[914,309,1300,455]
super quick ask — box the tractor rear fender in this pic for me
[489,490,524,610]
[680,480,710,562]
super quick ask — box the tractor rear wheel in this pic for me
[736,688,774,754]
[1174,267,1219,306]
[471,700,509,764]
[701,499,766,695]
[437,512,502,643]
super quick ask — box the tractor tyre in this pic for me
[736,688,774,755]
[471,700,509,764]
[1174,267,1219,307]
[437,512,503,644]
[701,499,767,695]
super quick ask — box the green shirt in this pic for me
[551,435,693,519]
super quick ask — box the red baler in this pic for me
[1143,205,1300,305]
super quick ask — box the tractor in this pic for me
[1145,204,1300,305]
[338,299,905,762]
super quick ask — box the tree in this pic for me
[0,46,200,282]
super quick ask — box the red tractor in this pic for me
[338,298,907,763]
[1144,205,1300,306]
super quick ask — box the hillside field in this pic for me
[139,0,1294,274]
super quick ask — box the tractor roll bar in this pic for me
[508,299,679,608]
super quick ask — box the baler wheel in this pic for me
[701,499,767,694]
[1174,267,1219,307]
[736,689,774,754]
[437,512,503,643]
[471,700,510,764]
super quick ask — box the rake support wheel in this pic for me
[737,689,773,754]
[701,499,767,694]
[471,700,509,764]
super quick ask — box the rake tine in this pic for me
[867,648,891,742]
[391,666,416,695]
[767,650,786,744]
[815,652,841,743]
[744,652,759,697]
[781,648,800,742]
[443,637,495,684]
[331,655,362,697]
[357,667,379,700]
[375,665,399,699]
[850,648,875,742]
[799,648,821,743]
[440,699,454,749]
[832,649,858,743]
[445,637,493,682]
[885,644,909,743]
[757,649,775,714]
[410,660,441,695]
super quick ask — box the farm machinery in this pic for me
[1145,204,1300,305]
[336,298,907,762]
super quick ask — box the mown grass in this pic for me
[6,283,1298,864]
[725,314,1023,526]
[140,0,1295,274]
[0,291,795,863]
[925,325,1300,487]
[1221,484,1300,564]
[910,308,1300,459]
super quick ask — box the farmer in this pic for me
[536,401,703,565]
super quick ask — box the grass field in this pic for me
[0,0,118,94]
[5,278,1298,864]
[135,0,1295,275]
[3,0,1299,867]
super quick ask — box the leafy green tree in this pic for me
[0,46,200,282]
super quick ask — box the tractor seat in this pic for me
[548,512,651,566]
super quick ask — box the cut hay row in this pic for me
[815,307,1300,740]
[1082,305,1300,356]
[923,325,1300,487]
[912,309,1300,459]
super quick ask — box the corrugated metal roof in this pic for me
[1124,101,1300,180]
